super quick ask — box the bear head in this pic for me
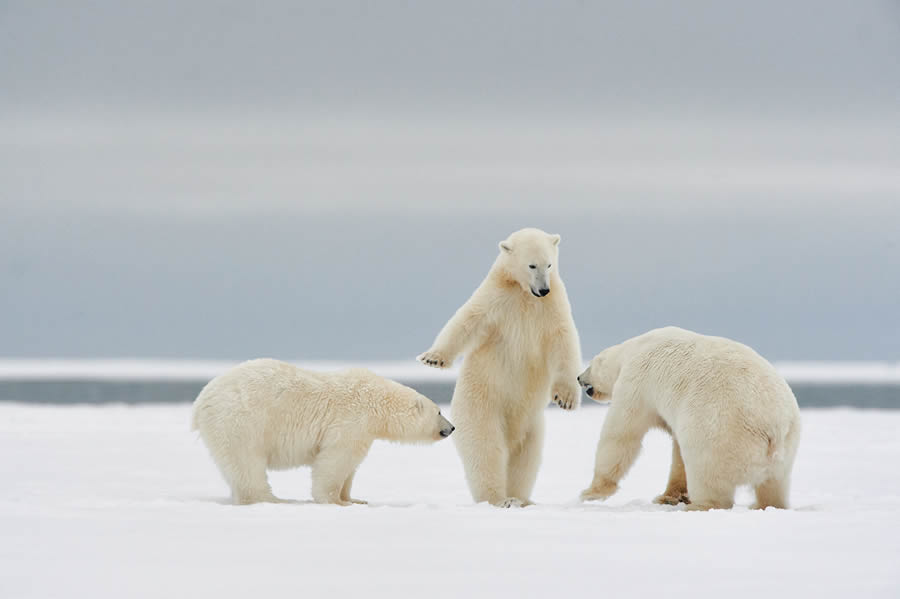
[497,228,561,298]
[383,380,455,442]
[577,347,622,402]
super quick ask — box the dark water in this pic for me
[0,380,897,409]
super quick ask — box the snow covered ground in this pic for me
[2,403,898,598]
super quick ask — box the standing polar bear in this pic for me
[578,327,801,510]
[192,359,454,505]
[418,228,582,507]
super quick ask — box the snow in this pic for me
[2,359,899,384]
[1,403,898,598]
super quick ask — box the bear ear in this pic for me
[549,234,561,246]
[499,241,513,254]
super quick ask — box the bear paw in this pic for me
[653,493,690,506]
[495,497,527,508]
[552,381,580,410]
[417,350,451,369]
[580,480,618,502]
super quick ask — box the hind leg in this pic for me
[683,449,736,511]
[506,417,544,506]
[454,424,521,507]
[752,426,797,509]
[754,417,800,509]
[752,476,789,510]
[218,451,278,505]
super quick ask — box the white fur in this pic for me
[191,359,453,505]
[418,228,582,507]
[578,327,801,510]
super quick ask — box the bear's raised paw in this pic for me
[552,381,580,410]
[417,350,451,369]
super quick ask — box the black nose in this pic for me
[538,288,550,297]
[585,386,594,397]
[440,426,455,437]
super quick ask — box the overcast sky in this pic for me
[1,1,898,361]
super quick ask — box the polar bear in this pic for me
[578,327,801,510]
[191,359,454,505]
[418,228,582,507]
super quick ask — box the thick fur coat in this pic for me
[419,228,582,507]
[578,327,801,510]
[192,359,454,505]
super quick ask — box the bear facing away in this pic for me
[578,327,800,510]
[192,359,454,505]
[418,228,582,507]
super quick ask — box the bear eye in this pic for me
[529,264,536,269]
[548,264,552,268]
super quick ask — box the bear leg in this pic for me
[311,445,368,506]
[221,451,278,505]
[340,470,368,505]
[454,428,522,507]
[581,404,647,502]
[683,452,736,511]
[752,476,789,510]
[505,418,544,505]
[753,421,798,510]
[653,437,690,505]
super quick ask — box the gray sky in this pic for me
[1,1,899,361]
[2,1,900,116]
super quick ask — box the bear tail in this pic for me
[766,416,800,464]
[766,434,778,460]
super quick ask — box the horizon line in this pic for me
[0,358,898,385]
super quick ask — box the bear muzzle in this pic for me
[577,373,594,397]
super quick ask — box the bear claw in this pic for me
[551,383,579,410]
[417,351,450,369]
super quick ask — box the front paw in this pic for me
[417,350,451,369]
[552,380,580,410]
[580,479,618,502]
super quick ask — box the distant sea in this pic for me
[0,360,898,409]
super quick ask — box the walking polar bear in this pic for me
[419,228,582,507]
[578,327,801,510]
[192,359,454,505]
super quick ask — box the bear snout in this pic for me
[531,287,550,297]
[584,386,594,398]
[440,425,455,438]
